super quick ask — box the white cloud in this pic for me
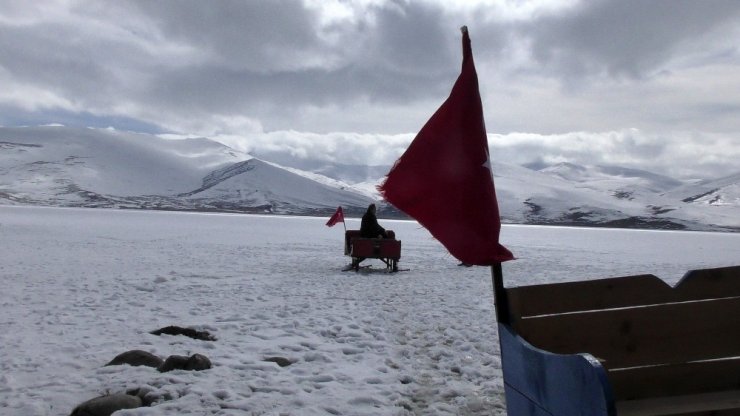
[492,129,740,179]
[172,127,736,180]
[209,130,414,167]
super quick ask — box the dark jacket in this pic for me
[360,211,386,238]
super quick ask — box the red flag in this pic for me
[325,206,345,227]
[378,27,513,265]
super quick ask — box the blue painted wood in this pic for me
[499,323,616,416]
[504,385,554,416]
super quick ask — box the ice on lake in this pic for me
[1,205,738,415]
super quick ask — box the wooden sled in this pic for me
[495,264,740,416]
[344,230,401,272]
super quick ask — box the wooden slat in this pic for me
[507,265,740,320]
[676,266,740,295]
[609,358,740,401]
[508,274,667,320]
[658,409,740,416]
[515,296,740,369]
[616,390,740,416]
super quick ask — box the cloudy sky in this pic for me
[1,0,739,179]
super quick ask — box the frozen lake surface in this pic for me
[1,206,739,415]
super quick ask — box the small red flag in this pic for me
[326,206,345,227]
[378,27,513,265]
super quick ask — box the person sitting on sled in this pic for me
[360,203,388,238]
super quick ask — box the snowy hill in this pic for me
[0,126,372,215]
[179,158,373,214]
[538,162,683,194]
[662,172,740,206]
[275,158,740,231]
[521,163,737,230]
[0,125,737,231]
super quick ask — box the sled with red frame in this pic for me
[344,230,401,272]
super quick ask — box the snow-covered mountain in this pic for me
[506,162,739,231]
[0,126,372,216]
[0,125,737,231]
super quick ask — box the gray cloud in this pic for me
[1,0,739,180]
[128,0,329,72]
[522,0,740,81]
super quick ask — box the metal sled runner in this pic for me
[344,230,401,272]
[495,264,740,416]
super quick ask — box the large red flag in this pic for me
[325,206,345,227]
[378,27,513,265]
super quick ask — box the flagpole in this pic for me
[490,263,510,325]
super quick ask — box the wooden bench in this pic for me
[497,265,740,416]
[344,230,401,272]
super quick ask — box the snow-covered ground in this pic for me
[1,206,739,416]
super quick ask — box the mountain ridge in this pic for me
[0,126,737,231]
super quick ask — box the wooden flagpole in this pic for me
[491,262,510,325]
